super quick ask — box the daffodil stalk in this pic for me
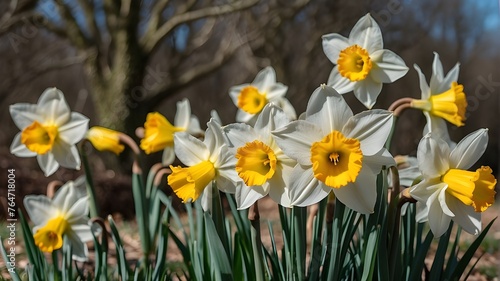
[248,202,265,281]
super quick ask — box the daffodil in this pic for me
[229,66,296,125]
[86,126,125,155]
[140,99,203,165]
[322,13,408,109]
[411,52,466,146]
[23,177,94,261]
[9,88,89,176]
[167,119,239,211]
[410,129,496,237]
[224,104,296,209]
[272,85,395,213]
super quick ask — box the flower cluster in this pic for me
[8,13,497,266]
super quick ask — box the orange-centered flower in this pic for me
[237,86,268,114]
[337,45,373,82]
[235,140,277,186]
[33,216,69,253]
[310,131,363,188]
[168,161,216,202]
[442,166,496,212]
[21,121,59,154]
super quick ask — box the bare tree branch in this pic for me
[53,0,90,48]
[142,0,171,44]
[141,0,260,53]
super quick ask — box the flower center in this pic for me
[442,166,496,212]
[33,216,69,252]
[235,140,277,186]
[168,160,216,202]
[140,112,183,154]
[411,82,467,127]
[310,131,363,188]
[237,86,267,114]
[337,45,372,82]
[21,121,59,154]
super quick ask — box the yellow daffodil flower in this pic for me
[167,119,238,211]
[229,66,296,125]
[86,126,125,155]
[224,104,297,209]
[140,99,203,165]
[410,129,496,237]
[23,177,94,261]
[322,13,408,109]
[272,85,395,213]
[9,88,89,176]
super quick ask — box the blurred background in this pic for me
[1,0,499,217]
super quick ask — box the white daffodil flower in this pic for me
[411,52,466,147]
[410,129,496,237]
[167,119,239,212]
[140,98,203,165]
[229,66,296,125]
[224,104,296,209]
[322,13,408,109]
[23,177,94,261]
[272,85,395,213]
[10,88,89,176]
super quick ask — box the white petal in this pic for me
[449,128,488,170]
[229,84,248,106]
[58,113,89,145]
[71,224,94,243]
[327,68,356,94]
[199,182,214,212]
[235,109,257,125]
[66,230,89,261]
[187,116,203,135]
[162,147,176,165]
[267,163,293,207]
[52,143,81,170]
[342,110,393,156]
[427,190,452,238]
[10,133,37,157]
[415,201,429,223]
[438,187,454,217]
[370,49,408,83]
[349,13,383,53]
[353,78,383,109]
[272,120,322,166]
[9,103,40,130]
[409,179,444,202]
[332,166,377,214]
[322,33,350,63]
[254,104,290,136]
[215,168,239,194]
[66,197,90,224]
[236,185,265,210]
[446,195,481,235]
[37,88,71,126]
[438,63,460,94]
[253,66,276,91]
[363,149,396,173]
[417,134,450,178]
[306,85,353,133]
[289,165,330,206]
[423,114,455,148]
[23,195,56,226]
[174,132,209,165]
[214,145,237,171]
[37,153,59,176]
[413,64,431,99]
[429,52,444,94]
[224,123,257,149]
[277,98,297,121]
[266,83,288,100]
[174,99,191,129]
[210,110,223,125]
[52,181,78,213]
[205,119,225,159]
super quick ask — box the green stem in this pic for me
[249,202,265,281]
[79,141,99,218]
[211,182,230,257]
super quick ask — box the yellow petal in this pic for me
[443,166,496,212]
[86,126,125,155]
[140,112,183,154]
[168,161,216,202]
[237,86,267,114]
[21,121,59,154]
[310,131,363,188]
[235,140,277,186]
[33,216,69,253]
[337,45,372,82]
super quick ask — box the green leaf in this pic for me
[204,212,233,280]
[0,237,22,281]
